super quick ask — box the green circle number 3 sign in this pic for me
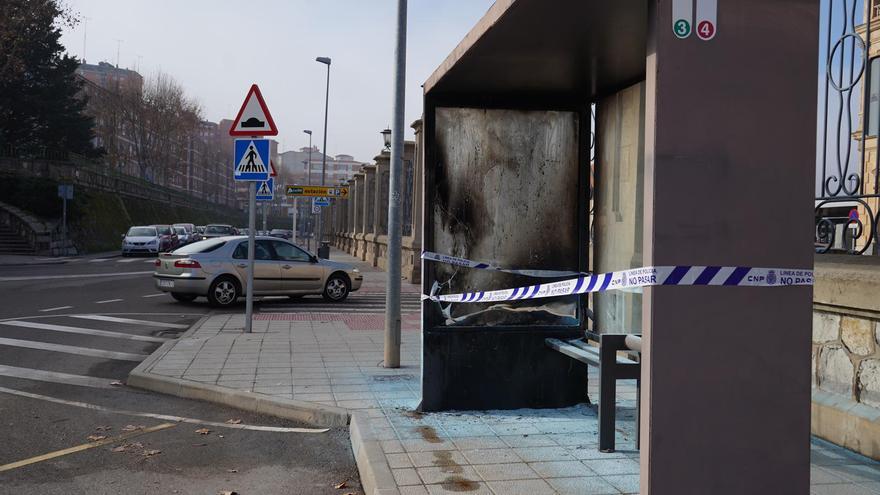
[674,19,691,39]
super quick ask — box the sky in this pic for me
[59,0,496,162]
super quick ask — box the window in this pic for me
[127,227,157,237]
[175,239,226,254]
[271,241,312,262]
[232,240,273,260]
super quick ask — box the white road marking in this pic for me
[95,299,124,304]
[38,306,73,313]
[142,293,166,298]
[0,320,168,343]
[0,386,328,433]
[117,258,139,263]
[0,271,153,282]
[0,364,115,389]
[70,314,190,329]
[88,258,113,263]
[144,260,156,263]
[0,337,145,361]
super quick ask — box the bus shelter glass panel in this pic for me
[593,82,645,334]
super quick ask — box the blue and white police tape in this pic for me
[421,251,584,278]
[422,265,814,303]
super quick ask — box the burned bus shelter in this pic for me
[419,0,818,493]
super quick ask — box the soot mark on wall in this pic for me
[429,107,582,327]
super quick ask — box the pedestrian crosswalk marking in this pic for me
[39,306,73,313]
[0,320,168,343]
[70,314,189,329]
[0,336,146,361]
[0,364,116,389]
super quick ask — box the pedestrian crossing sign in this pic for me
[256,177,274,201]
[233,139,270,181]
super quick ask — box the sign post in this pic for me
[291,203,298,244]
[57,185,73,242]
[230,83,278,333]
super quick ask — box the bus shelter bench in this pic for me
[545,332,641,452]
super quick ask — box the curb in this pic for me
[350,412,401,495]
[126,314,350,428]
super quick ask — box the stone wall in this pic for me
[812,255,880,459]
[813,311,880,405]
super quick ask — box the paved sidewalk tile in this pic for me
[137,248,880,495]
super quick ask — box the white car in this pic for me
[122,226,161,256]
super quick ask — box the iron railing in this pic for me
[816,0,880,255]
[0,145,236,213]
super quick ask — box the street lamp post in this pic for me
[316,56,331,258]
[304,129,313,250]
[384,0,407,368]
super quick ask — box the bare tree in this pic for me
[120,71,202,183]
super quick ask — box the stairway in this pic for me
[0,224,34,255]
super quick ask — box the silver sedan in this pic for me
[152,236,363,307]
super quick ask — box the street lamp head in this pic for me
[303,130,312,135]
[381,128,392,150]
[316,57,331,65]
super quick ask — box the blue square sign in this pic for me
[256,177,274,201]
[233,139,270,181]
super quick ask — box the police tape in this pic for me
[422,264,814,303]
[420,251,585,278]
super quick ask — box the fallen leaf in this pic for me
[111,446,127,453]
[87,435,106,442]
[226,469,238,473]
[122,425,144,432]
[225,419,242,425]
[218,435,225,439]
[334,480,348,489]
[192,443,207,447]
[218,491,239,495]
[110,380,124,386]
[95,425,112,431]
[195,428,211,435]
[143,449,161,457]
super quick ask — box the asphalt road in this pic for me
[0,253,363,494]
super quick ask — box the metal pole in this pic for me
[318,62,330,252]
[292,199,298,244]
[262,202,267,232]
[384,0,407,368]
[62,195,67,241]
[245,181,256,333]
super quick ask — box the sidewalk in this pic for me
[130,250,880,495]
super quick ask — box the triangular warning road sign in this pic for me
[235,140,268,175]
[229,84,278,136]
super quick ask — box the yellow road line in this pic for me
[0,422,176,473]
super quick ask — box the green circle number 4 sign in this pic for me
[674,19,691,39]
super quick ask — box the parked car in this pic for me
[269,229,293,240]
[195,225,206,235]
[173,226,191,245]
[202,224,236,239]
[121,226,161,256]
[174,223,200,244]
[154,236,363,306]
[152,225,179,252]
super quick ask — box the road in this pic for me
[0,254,363,494]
